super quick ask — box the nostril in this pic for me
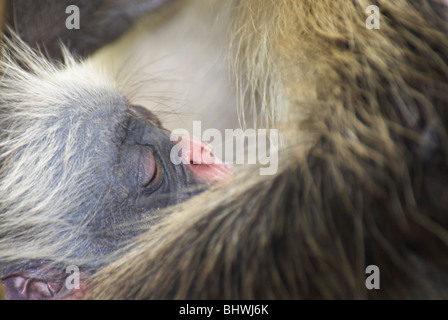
[175,135,233,183]
[185,136,215,165]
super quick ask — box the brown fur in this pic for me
[84,0,448,299]
[0,0,447,299]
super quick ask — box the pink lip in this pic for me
[186,162,233,184]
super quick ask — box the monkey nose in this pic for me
[176,135,233,184]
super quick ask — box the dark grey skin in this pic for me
[63,103,204,258]
[0,93,205,299]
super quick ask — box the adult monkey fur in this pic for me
[0,0,448,299]
[91,0,448,299]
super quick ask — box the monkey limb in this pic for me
[4,0,173,61]
[0,0,447,300]
[87,0,448,299]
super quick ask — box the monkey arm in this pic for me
[4,0,174,61]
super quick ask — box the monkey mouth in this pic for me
[1,265,88,300]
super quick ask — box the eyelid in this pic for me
[138,148,157,188]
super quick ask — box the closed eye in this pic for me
[138,148,157,188]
